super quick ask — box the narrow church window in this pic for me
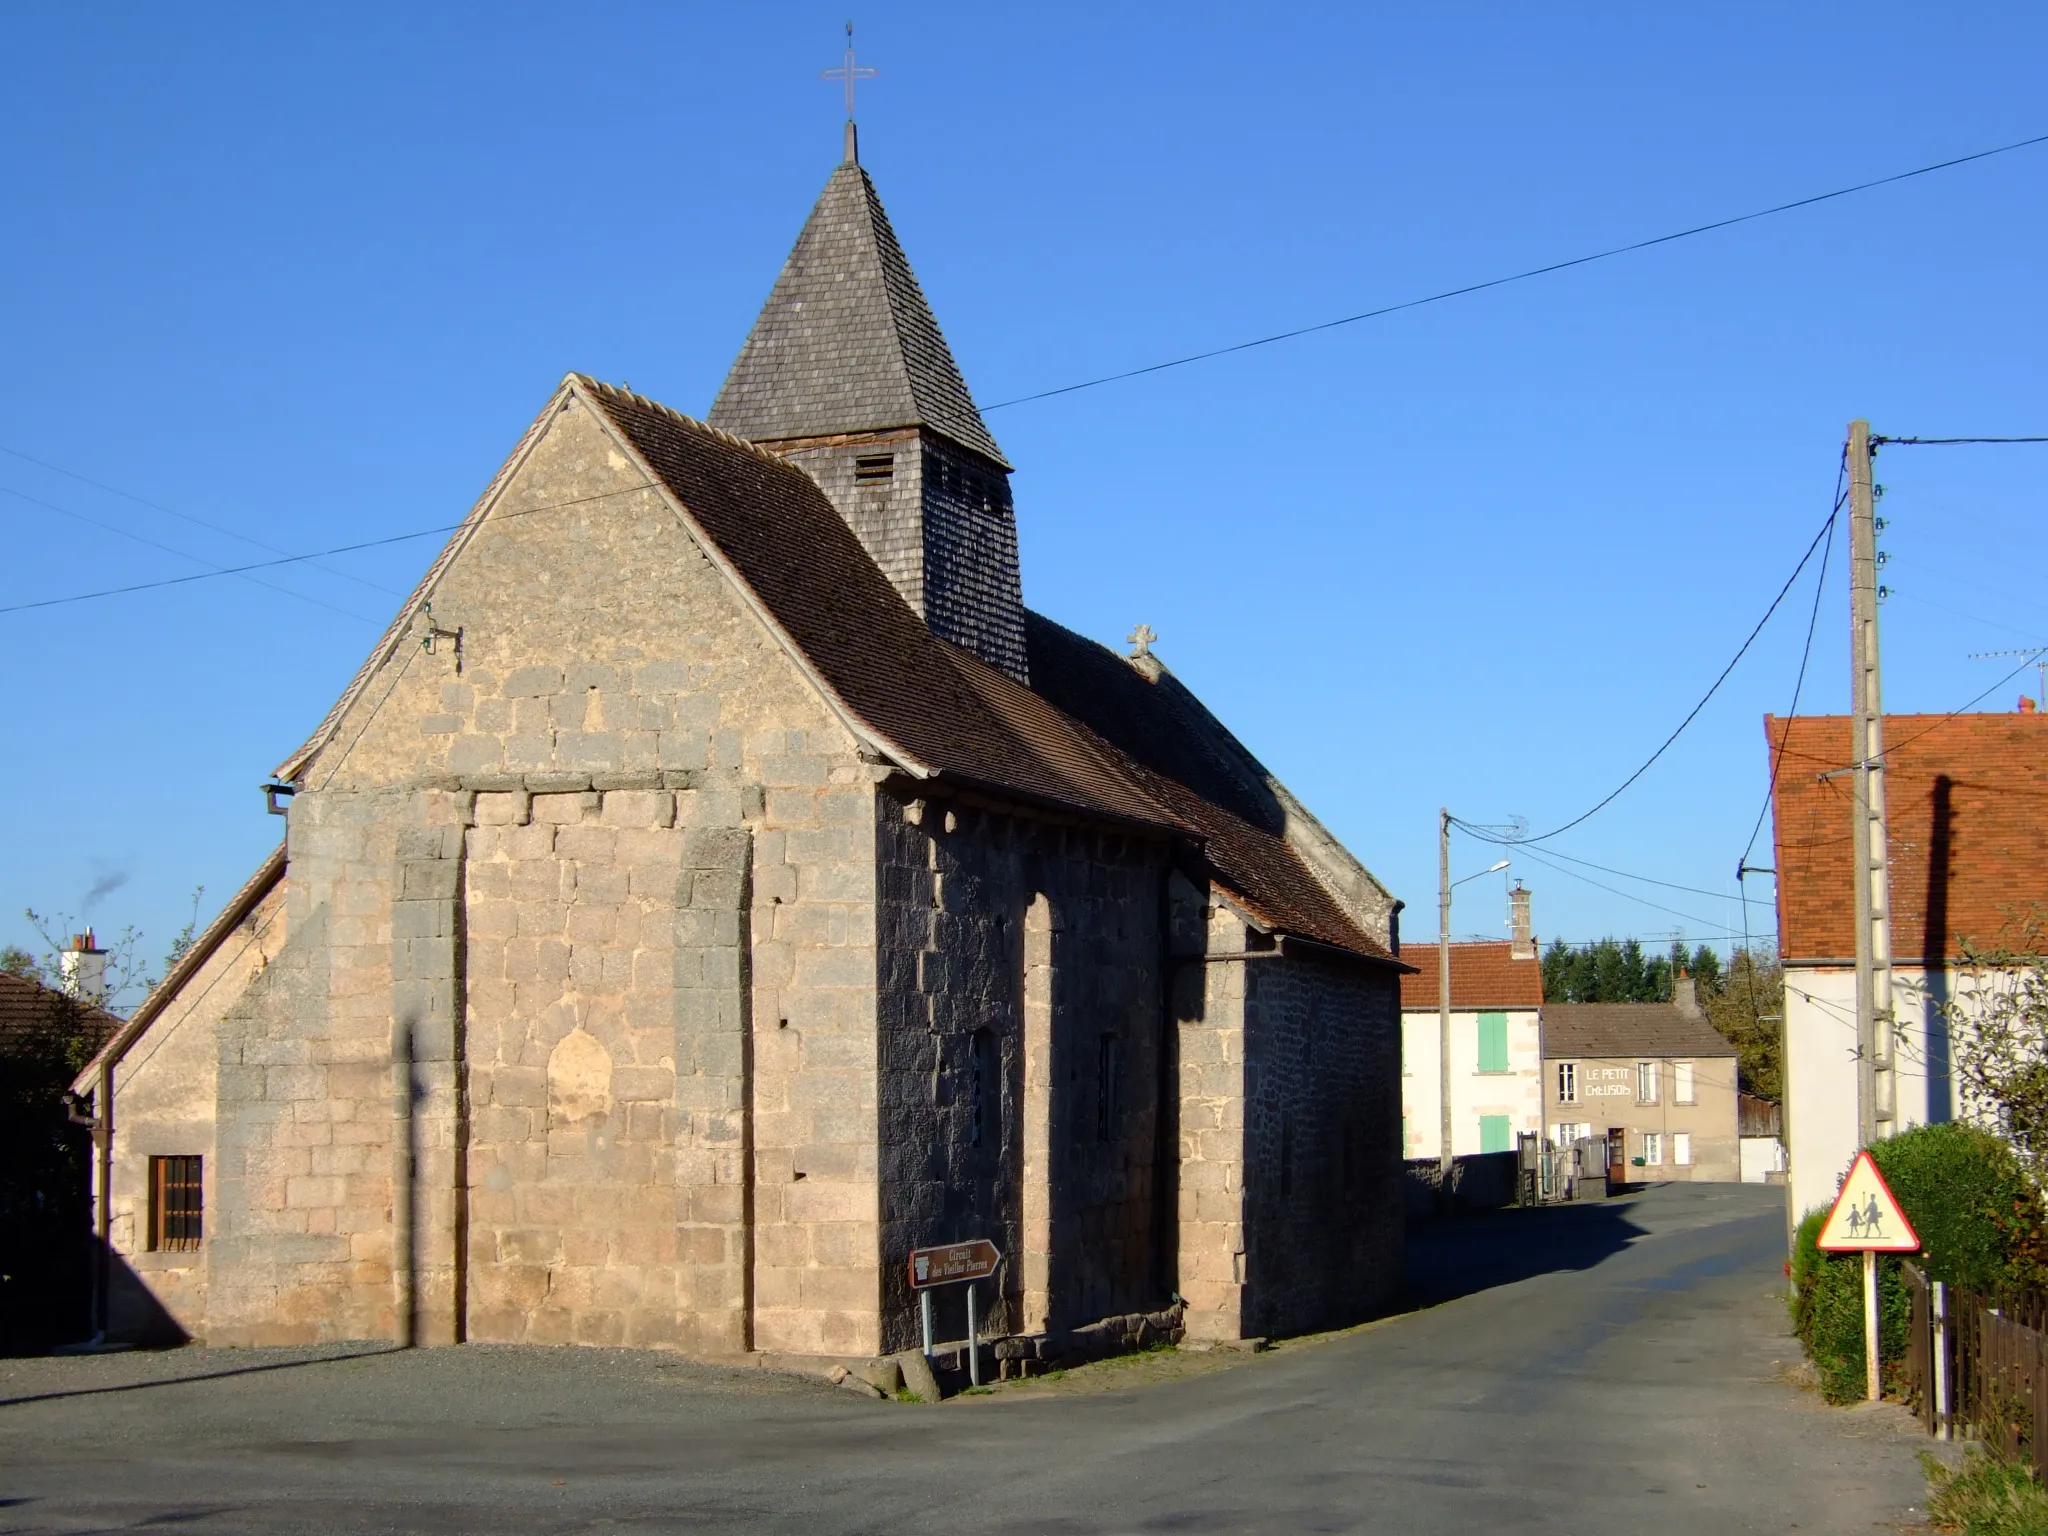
[1096,1034,1122,1142]
[149,1155,203,1252]
[1280,1117,1293,1199]
[970,1029,997,1149]
[854,453,895,483]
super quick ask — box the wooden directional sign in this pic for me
[907,1239,1001,1289]
[1817,1151,1921,1252]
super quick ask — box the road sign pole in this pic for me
[1863,1250,1881,1402]
[920,1289,934,1360]
[966,1283,981,1388]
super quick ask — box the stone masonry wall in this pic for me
[1239,949,1403,1339]
[178,393,883,1354]
[104,878,290,1343]
[1175,900,1252,1342]
[874,788,1171,1353]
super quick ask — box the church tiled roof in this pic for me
[707,163,1009,468]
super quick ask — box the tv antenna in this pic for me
[1969,646,2048,710]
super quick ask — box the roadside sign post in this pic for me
[1816,1151,1921,1402]
[907,1238,1002,1388]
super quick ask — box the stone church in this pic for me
[80,140,1409,1365]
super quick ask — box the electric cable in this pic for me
[1869,435,2048,446]
[0,482,657,616]
[984,130,2048,411]
[0,481,378,625]
[0,442,403,596]
[1454,498,1841,848]
[1514,843,1772,908]
[1507,842,1746,942]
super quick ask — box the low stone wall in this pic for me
[1403,1153,1519,1217]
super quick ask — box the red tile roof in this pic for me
[1399,941,1543,1010]
[0,971,123,1055]
[1767,711,2048,964]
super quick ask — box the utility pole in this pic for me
[1438,809,1454,1208]
[1847,420,1896,1147]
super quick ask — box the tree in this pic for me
[1702,947,1784,1102]
[1934,909,2048,1191]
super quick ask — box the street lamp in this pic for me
[1439,804,1511,1211]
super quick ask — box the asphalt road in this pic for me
[1,1183,1935,1534]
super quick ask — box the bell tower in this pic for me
[707,155,1028,684]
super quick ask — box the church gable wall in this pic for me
[873,790,1170,1353]
[1239,952,1402,1339]
[102,878,289,1343]
[195,395,882,1353]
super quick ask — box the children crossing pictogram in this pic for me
[1816,1151,1919,1252]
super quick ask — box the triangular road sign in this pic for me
[1817,1151,1920,1252]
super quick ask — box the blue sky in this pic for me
[3,3,2043,986]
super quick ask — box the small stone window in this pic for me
[970,1029,997,1150]
[1096,1034,1122,1143]
[854,453,895,483]
[149,1155,203,1252]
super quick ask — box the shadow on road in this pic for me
[1402,1199,1650,1309]
[0,1344,401,1410]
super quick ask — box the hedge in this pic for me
[1791,1122,2045,1405]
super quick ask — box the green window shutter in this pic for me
[1477,1012,1509,1073]
[1480,1115,1512,1154]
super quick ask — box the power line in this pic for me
[1517,843,1772,908]
[0,483,657,616]
[1870,435,2048,446]
[1508,843,1746,942]
[0,442,403,597]
[0,481,378,625]
[983,129,2048,411]
[1740,447,1847,875]
[1456,497,1841,848]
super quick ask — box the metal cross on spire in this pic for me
[822,21,877,164]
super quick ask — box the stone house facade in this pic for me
[1541,994,1740,1182]
[78,148,1409,1362]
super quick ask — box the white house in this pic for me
[1400,891,1544,1159]
[1768,706,2047,1222]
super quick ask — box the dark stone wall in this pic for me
[1240,953,1404,1338]
[874,789,1170,1353]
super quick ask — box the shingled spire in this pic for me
[709,162,1028,682]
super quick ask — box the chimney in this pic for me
[1509,883,1535,960]
[1672,970,1702,1020]
[60,928,108,1006]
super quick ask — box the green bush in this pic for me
[1791,1122,2045,1406]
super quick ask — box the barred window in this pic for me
[150,1155,203,1252]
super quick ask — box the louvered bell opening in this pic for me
[853,453,895,483]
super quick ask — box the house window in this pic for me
[1673,1132,1693,1167]
[1642,1132,1663,1167]
[1477,1013,1509,1073]
[1554,1121,1589,1147]
[1480,1115,1513,1154]
[1096,1034,1122,1142]
[150,1155,203,1252]
[853,452,895,483]
[1636,1061,1659,1104]
[1674,1061,1696,1105]
[1556,1062,1578,1103]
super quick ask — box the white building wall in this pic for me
[1783,963,1957,1220]
[1400,1007,1542,1159]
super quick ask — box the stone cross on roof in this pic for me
[822,21,877,163]
[1127,624,1158,659]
